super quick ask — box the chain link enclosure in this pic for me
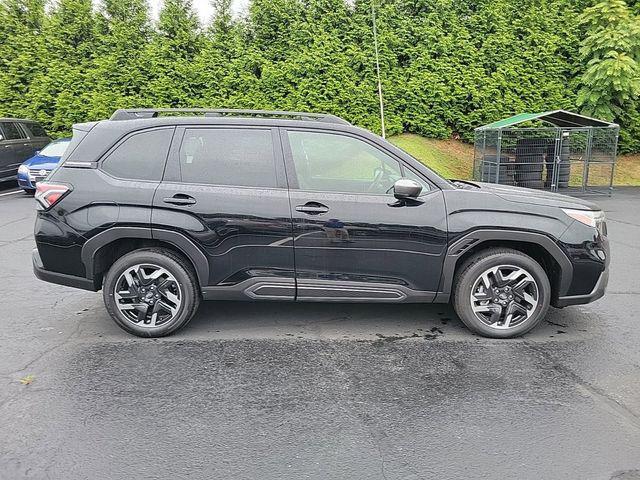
[473,110,619,195]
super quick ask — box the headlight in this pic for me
[562,208,605,228]
[18,164,29,175]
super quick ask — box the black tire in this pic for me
[480,159,515,185]
[103,248,201,337]
[23,188,35,195]
[452,248,551,338]
[515,172,543,181]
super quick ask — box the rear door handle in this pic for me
[163,194,197,206]
[295,202,329,215]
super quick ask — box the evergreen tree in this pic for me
[1,0,639,151]
[25,0,97,135]
[142,0,202,106]
[85,0,152,119]
[0,0,46,118]
[194,0,258,108]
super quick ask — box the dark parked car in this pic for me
[32,109,609,338]
[0,118,51,182]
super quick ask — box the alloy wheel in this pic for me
[114,263,182,328]
[470,265,539,329]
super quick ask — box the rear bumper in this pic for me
[554,266,608,308]
[32,248,97,291]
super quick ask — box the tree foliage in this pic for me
[578,0,640,120]
[1,0,639,152]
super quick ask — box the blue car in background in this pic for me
[17,138,70,193]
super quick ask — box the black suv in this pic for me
[0,118,50,181]
[32,109,609,338]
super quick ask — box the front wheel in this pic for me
[103,248,200,337]
[453,248,551,338]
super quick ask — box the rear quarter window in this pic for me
[101,128,174,181]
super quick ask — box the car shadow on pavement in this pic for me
[173,300,592,342]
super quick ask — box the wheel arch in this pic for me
[81,227,209,289]
[435,229,572,303]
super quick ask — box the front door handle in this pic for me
[163,194,197,206]
[295,202,329,215]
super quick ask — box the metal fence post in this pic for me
[495,129,502,184]
[608,128,619,196]
[584,128,593,194]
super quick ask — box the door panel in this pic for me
[0,122,25,178]
[288,189,448,295]
[282,128,448,298]
[153,127,295,299]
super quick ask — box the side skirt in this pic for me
[201,278,436,303]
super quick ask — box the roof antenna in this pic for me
[371,0,386,139]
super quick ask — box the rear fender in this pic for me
[80,226,209,287]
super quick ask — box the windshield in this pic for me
[39,140,70,157]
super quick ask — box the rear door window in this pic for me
[101,128,173,181]
[24,122,47,137]
[179,128,278,188]
[1,122,26,140]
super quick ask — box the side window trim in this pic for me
[279,127,434,195]
[170,126,287,190]
[17,123,32,139]
[98,126,176,182]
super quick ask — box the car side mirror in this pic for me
[393,179,422,199]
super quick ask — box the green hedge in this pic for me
[1,0,639,152]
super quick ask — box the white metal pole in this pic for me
[371,1,386,138]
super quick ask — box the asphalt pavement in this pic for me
[1,181,639,480]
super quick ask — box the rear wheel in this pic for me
[103,248,200,337]
[453,248,550,338]
[23,188,35,195]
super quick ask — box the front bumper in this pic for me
[553,220,610,307]
[554,267,609,307]
[17,171,34,189]
[18,169,51,190]
[33,248,97,291]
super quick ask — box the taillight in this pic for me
[35,183,72,209]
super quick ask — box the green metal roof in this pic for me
[476,110,618,130]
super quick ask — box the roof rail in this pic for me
[109,108,350,125]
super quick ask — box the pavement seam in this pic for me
[524,342,640,431]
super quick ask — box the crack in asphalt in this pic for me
[0,215,32,229]
[605,218,640,228]
[1,317,83,384]
[525,342,640,431]
[319,341,429,480]
[609,239,640,252]
[0,233,35,246]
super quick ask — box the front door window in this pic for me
[287,131,403,194]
